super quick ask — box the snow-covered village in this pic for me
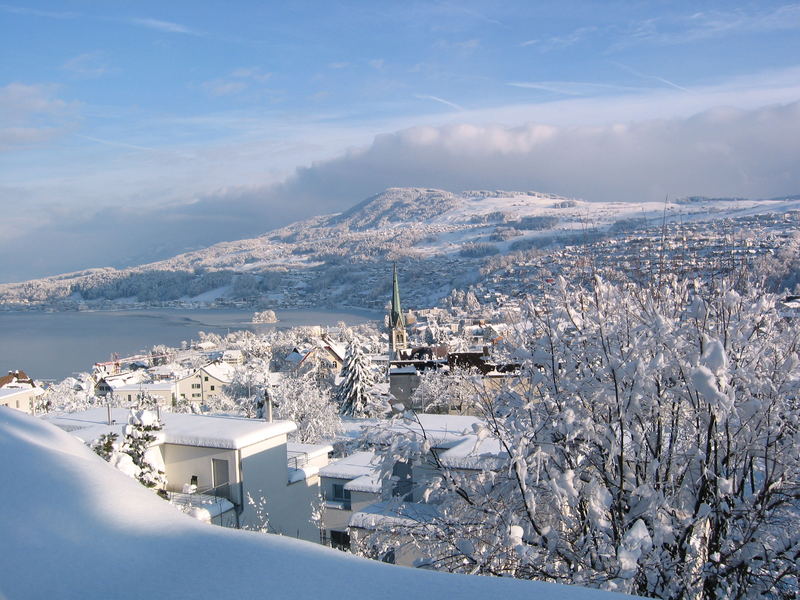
[3,3,800,600]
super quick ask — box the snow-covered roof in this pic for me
[320,337,346,361]
[100,371,147,388]
[199,362,236,384]
[349,501,440,530]
[344,473,383,494]
[44,408,296,449]
[385,414,484,449]
[0,387,33,400]
[287,442,333,461]
[0,370,35,388]
[285,347,310,363]
[1,409,631,599]
[288,466,321,484]
[319,451,380,481]
[437,435,506,470]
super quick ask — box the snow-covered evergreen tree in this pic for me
[337,341,379,417]
[91,432,119,461]
[91,410,167,490]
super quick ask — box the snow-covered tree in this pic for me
[409,367,478,414]
[91,432,119,461]
[123,410,167,489]
[367,276,800,600]
[92,410,167,490]
[227,359,271,418]
[338,341,383,417]
[39,377,96,413]
[271,372,341,443]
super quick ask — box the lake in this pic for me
[0,307,380,381]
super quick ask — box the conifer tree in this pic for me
[337,341,378,417]
[122,410,167,489]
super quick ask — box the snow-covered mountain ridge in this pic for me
[2,187,799,310]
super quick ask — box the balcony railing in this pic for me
[287,451,310,470]
[174,482,237,506]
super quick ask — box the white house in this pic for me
[344,414,506,565]
[114,381,177,407]
[175,362,236,404]
[0,388,37,413]
[45,408,331,541]
[318,451,383,550]
[94,370,148,397]
[0,370,42,414]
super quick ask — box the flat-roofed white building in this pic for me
[319,451,383,550]
[345,414,507,565]
[45,408,330,541]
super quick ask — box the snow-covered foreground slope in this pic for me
[0,410,635,600]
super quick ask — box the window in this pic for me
[330,483,352,509]
[210,385,215,391]
[192,393,201,398]
[212,458,229,488]
[204,376,209,382]
[191,383,201,389]
[331,483,351,502]
[392,460,413,501]
[330,530,350,550]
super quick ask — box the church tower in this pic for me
[389,264,408,359]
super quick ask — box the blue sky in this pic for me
[2,1,800,281]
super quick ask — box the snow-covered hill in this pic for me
[0,409,634,600]
[2,187,799,310]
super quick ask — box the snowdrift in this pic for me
[0,409,634,599]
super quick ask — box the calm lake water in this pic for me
[0,308,380,381]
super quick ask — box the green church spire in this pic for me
[390,263,405,329]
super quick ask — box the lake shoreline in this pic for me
[1,307,381,382]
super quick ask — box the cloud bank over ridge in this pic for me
[3,100,800,282]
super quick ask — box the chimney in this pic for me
[107,404,112,426]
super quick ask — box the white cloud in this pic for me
[619,4,800,49]
[202,79,248,97]
[536,26,598,51]
[62,53,109,78]
[258,100,800,210]
[0,83,75,150]
[201,67,272,97]
[415,94,464,111]
[508,81,645,96]
[0,4,76,19]
[127,17,197,35]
